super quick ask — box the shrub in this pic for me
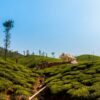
[67,86,90,99]
[50,84,64,94]
[0,93,6,100]
[0,78,13,91]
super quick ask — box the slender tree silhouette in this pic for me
[3,20,14,61]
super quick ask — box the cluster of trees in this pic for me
[23,50,55,58]
[38,50,55,58]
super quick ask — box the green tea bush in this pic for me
[49,81,64,94]
[67,86,90,99]
[85,69,96,74]
[43,61,100,99]
[0,58,37,97]
[0,78,13,91]
[0,93,6,100]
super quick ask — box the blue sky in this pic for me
[0,0,100,56]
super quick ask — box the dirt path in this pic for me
[29,76,46,100]
[29,86,46,100]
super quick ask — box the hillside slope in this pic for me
[77,54,100,62]
[18,55,61,68]
[40,61,100,100]
[0,55,61,100]
[0,58,39,99]
[0,54,100,100]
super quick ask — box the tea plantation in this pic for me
[41,61,100,100]
[0,54,100,100]
[0,55,61,99]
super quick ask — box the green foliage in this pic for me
[49,81,64,94]
[15,90,30,96]
[13,85,30,96]
[0,93,6,100]
[77,54,100,62]
[42,61,100,99]
[0,53,100,100]
[67,86,90,98]
[0,78,13,91]
[0,58,37,97]
[18,55,61,68]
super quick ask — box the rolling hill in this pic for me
[0,53,100,100]
[77,54,100,62]
[40,61,100,100]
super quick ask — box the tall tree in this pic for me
[26,50,30,56]
[51,52,55,58]
[23,50,26,56]
[3,20,14,61]
[39,50,41,56]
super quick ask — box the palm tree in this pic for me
[3,20,14,61]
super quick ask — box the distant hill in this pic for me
[0,47,62,68]
[77,54,100,62]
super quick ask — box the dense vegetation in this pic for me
[18,55,61,68]
[0,58,40,99]
[0,47,22,59]
[77,54,100,62]
[0,53,100,100]
[0,53,61,99]
[40,61,100,100]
